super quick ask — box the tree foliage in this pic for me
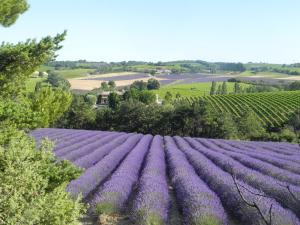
[46,71,71,90]
[210,81,217,95]
[108,92,121,109]
[0,2,85,224]
[0,128,85,225]
[288,108,300,136]
[0,32,67,98]
[30,87,72,127]
[0,0,29,27]
[221,81,228,94]
[288,81,300,91]
[123,89,156,104]
[238,110,266,140]
[130,80,147,91]
[108,80,116,90]
[147,78,160,90]
[56,95,96,129]
[0,96,41,129]
[100,81,109,91]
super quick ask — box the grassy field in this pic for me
[54,68,96,79]
[152,82,250,98]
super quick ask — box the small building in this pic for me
[97,91,123,105]
[155,69,172,75]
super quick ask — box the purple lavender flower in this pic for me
[175,136,300,225]
[165,136,228,225]
[132,135,169,225]
[90,135,153,214]
[213,139,300,175]
[185,137,300,219]
[66,134,143,198]
[61,133,129,162]
[54,131,109,157]
[73,133,140,169]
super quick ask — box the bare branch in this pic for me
[269,204,273,225]
[237,182,269,198]
[278,183,300,204]
[232,174,255,207]
[231,174,273,225]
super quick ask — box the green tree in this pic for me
[85,94,97,106]
[113,101,160,133]
[130,80,147,91]
[278,128,297,142]
[100,81,109,91]
[216,85,222,95]
[0,128,86,225]
[0,0,29,27]
[288,81,300,91]
[202,108,238,139]
[138,90,156,104]
[288,108,300,143]
[149,70,156,76]
[95,107,114,130]
[289,108,300,132]
[30,87,72,127]
[221,81,228,94]
[238,110,266,140]
[0,3,85,223]
[123,88,140,101]
[170,102,197,136]
[57,95,96,129]
[0,97,41,129]
[123,89,155,105]
[210,81,217,95]
[108,80,116,90]
[108,92,121,109]
[234,82,241,93]
[0,32,66,98]
[46,71,71,90]
[147,78,160,90]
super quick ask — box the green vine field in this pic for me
[179,91,300,127]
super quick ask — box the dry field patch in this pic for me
[69,77,166,90]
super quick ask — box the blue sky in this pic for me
[1,0,300,63]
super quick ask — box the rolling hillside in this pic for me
[180,91,300,127]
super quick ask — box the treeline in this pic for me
[47,60,300,76]
[46,60,250,74]
[215,62,246,72]
[55,85,300,143]
[250,66,300,75]
[226,79,300,94]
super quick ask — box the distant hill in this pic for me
[42,60,300,81]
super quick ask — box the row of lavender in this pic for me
[31,128,300,225]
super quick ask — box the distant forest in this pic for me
[46,60,300,75]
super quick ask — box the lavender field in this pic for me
[31,128,300,225]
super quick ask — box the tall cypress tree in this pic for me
[210,81,217,95]
[234,82,241,93]
[221,81,228,94]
